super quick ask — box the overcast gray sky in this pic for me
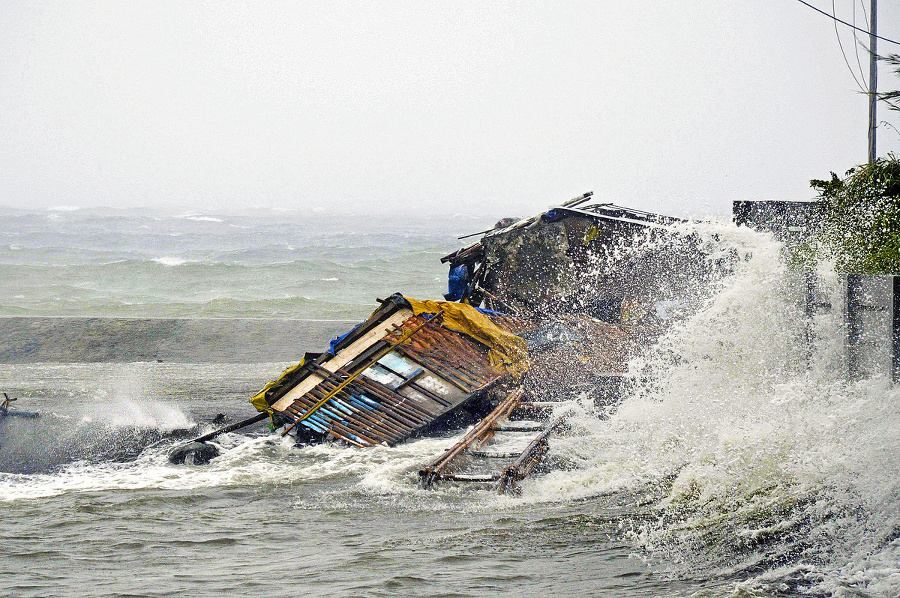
[1,1,899,219]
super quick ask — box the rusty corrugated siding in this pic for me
[384,314,500,394]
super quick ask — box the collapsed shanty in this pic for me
[249,295,530,447]
[233,192,721,492]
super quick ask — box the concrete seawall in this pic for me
[0,317,354,363]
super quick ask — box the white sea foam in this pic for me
[0,436,299,501]
[0,433,449,502]
[173,213,224,223]
[509,221,900,595]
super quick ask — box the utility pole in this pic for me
[864,1,900,385]
[868,0,878,164]
[848,2,878,381]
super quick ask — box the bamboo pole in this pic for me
[418,387,523,487]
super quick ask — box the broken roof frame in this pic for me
[439,192,685,318]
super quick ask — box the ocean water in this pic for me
[0,205,474,320]
[1,207,899,597]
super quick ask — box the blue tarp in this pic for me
[328,323,362,356]
[443,264,470,301]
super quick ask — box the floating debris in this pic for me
[1,392,39,419]
[418,387,566,494]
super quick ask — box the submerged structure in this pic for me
[1,393,38,419]
[176,192,711,492]
[418,386,565,493]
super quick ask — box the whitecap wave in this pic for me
[151,256,191,267]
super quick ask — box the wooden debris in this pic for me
[418,387,566,494]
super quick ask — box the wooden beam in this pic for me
[271,309,412,412]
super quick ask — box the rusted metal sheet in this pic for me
[262,296,525,447]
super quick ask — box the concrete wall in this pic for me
[733,200,899,384]
[0,317,353,364]
[843,275,900,382]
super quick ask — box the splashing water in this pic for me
[0,364,200,475]
[76,367,194,431]
[516,221,900,596]
[2,218,899,596]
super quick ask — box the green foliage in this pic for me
[878,54,900,112]
[810,156,900,274]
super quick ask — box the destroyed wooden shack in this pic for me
[413,193,734,491]
[248,294,530,447]
[440,192,718,404]
[242,194,693,491]
[441,191,715,326]
[177,193,698,492]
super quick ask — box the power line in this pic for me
[795,0,900,45]
[858,0,870,29]
[833,0,868,92]
[851,0,868,86]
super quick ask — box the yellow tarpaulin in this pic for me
[404,296,529,379]
[250,358,305,414]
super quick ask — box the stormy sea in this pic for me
[1,206,898,597]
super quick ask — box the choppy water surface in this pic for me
[1,210,899,597]
[0,206,472,319]
[0,363,673,598]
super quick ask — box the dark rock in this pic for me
[168,441,219,465]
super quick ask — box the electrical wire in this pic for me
[795,0,900,45]
[834,0,868,92]
[851,0,869,86]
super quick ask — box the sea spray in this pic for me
[77,364,195,431]
[524,221,900,595]
[2,209,899,595]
